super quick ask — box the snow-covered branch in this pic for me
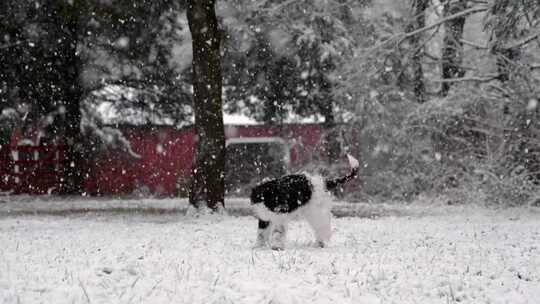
[82,115,141,159]
[96,126,142,159]
[364,6,487,54]
[364,5,537,57]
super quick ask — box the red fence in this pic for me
[0,145,64,194]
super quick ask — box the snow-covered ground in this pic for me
[0,198,539,304]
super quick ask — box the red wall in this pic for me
[83,127,196,196]
[83,124,324,197]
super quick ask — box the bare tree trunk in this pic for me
[441,0,467,96]
[410,0,428,103]
[322,97,341,165]
[187,0,226,211]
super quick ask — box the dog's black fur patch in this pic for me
[250,174,313,213]
[258,220,270,229]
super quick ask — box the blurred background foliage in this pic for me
[1,0,540,204]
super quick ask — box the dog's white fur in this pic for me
[252,174,334,249]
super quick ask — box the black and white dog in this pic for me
[250,154,359,250]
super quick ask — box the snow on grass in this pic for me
[0,204,539,304]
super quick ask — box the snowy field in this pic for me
[0,198,539,304]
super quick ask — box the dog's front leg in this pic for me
[270,222,288,250]
[254,219,272,248]
[304,207,332,247]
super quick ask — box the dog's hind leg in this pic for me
[254,219,272,248]
[304,207,332,247]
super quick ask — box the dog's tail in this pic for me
[325,154,359,191]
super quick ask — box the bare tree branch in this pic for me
[402,6,487,40]
[461,39,488,49]
[261,0,358,13]
[363,6,487,54]
[431,74,500,83]
[505,29,540,49]
[260,0,300,14]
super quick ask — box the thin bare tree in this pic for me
[441,0,467,96]
[410,0,429,103]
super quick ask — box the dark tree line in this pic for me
[0,0,85,193]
